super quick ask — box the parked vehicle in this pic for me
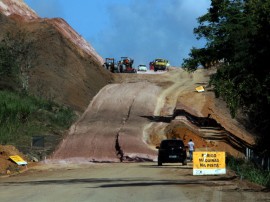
[156,139,187,166]
[137,64,147,71]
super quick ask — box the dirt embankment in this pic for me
[145,69,255,157]
[0,0,114,175]
[0,0,113,112]
[51,69,255,163]
[52,81,162,162]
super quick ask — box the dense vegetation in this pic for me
[227,155,270,187]
[0,90,76,145]
[182,0,270,156]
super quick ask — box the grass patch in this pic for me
[227,155,270,187]
[0,90,77,150]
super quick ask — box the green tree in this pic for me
[182,0,270,155]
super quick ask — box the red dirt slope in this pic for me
[0,0,112,112]
[51,69,256,163]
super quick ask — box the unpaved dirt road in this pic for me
[0,162,269,202]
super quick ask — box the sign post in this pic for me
[193,151,226,175]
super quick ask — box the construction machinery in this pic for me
[152,58,170,71]
[103,58,116,73]
[117,57,136,73]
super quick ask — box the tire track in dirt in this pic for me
[144,70,199,145]
[153,70,205,116]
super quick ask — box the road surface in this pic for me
[0,162,269,202]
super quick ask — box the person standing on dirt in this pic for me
[187,139,195,161]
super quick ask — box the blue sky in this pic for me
[24,0,210,67]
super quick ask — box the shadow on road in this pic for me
[139,164,193,170]
[2,174,238,189]
[2,177,237,188]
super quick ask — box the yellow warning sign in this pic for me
[9,155,27,165]
[195,86,205,92]
[193,151,226,175]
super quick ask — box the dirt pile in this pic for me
[0,145,29,176]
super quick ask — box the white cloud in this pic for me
[94,0,210,67]
[25,0,210,67]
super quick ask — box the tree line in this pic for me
[182,0,270,156]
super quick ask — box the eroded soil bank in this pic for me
[51,69,255,163]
